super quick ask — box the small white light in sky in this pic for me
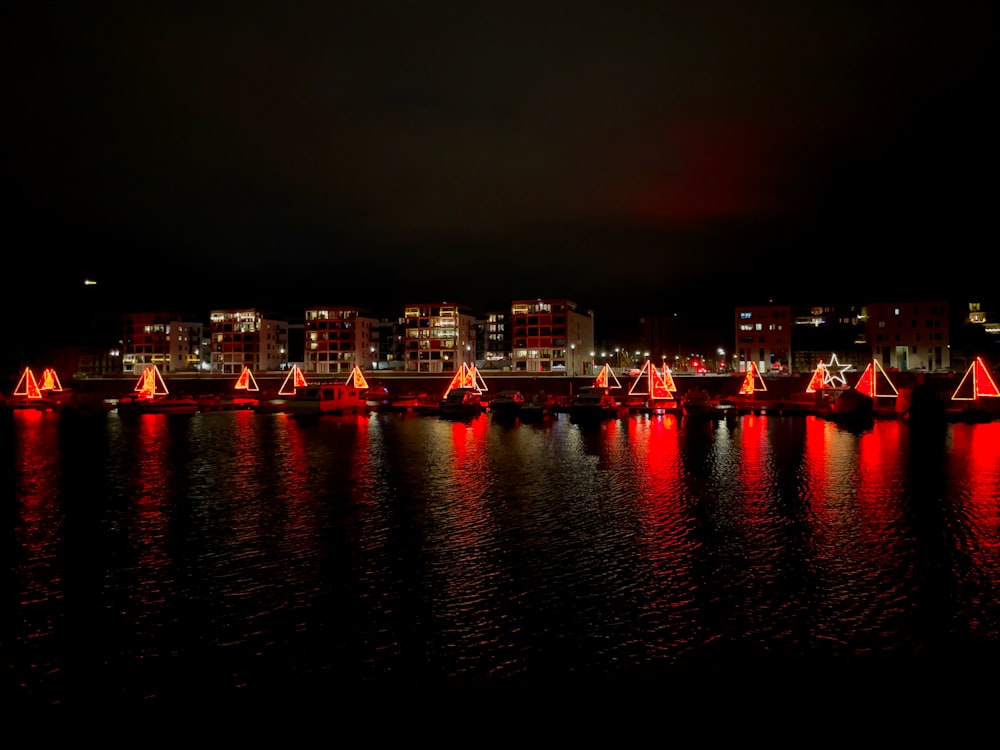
[84,279,98,285]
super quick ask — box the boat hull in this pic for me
[439,388,486,418]
[286,384,368,417]
[116,395,201,414]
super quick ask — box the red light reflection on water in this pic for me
[948,423,1000,609]
[625,414,692,536]
[434,414,502,668]
[128,415,173,613]
[736,413,768,514]
[278,414,310,500]
[446,413,489,469]
[624,414,698,630]
[853,420,909,575]
[13,409,62,532]
[625,414,681,500]
[10,410,65,691]
[12,410,63,596]
[802,416,830,518]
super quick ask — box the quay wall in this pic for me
[62,370,962,403]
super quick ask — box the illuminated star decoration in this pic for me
[822,353,851,388]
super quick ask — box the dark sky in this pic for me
[3,2,998,334]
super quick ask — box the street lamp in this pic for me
[370,346,376,370]
[570,343,575,376]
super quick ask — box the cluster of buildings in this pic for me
[8,295,999,383]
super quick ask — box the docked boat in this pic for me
[519,391,555,422]
[5,367,59,411]
[253,397,289,414]
[115,364,201,414]
[569,385,621,422]
[366,383,437,413]
[817,387,875,430]
[285,382,368,417]
[626,359,677,414]
[489,389,525,420]
[4,393,62,412]
[1,366,106,413]
[365,383,393,411]
[115,393,201,414]
[680,387,716,417]
[439,387,486,417]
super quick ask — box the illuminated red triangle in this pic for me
[39,368,63,392]
[740,361,767,395]
[650,368,674,400]
[953,357,1000,400]
[853,360,898,399]
[442,363,487,398]
[279,364,308,396]
[806,362,826,393]
[14,368,42,399]
[344,365,369,389]
[854,363,875,398]
[235,366,259,391]
[627,360,674,400]
[134,365,169,399]
[593,364,621,390]
[661,366,677,392]
[975,357,1000,397]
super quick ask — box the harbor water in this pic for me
[4,407,1000,708]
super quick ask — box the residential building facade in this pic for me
[209,308,288,374]
[510,298,595,374]
[734,304,792,373]
[121,311,207,374]
[403,302,478,373]
[790,303,868,374]
[302,306,378,374]
[863,301,950,372]
[479,310,512,370]
[371,317,407,370]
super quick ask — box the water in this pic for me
[4,408,1000,707]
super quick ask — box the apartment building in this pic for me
[864,301,950,372]
[403,301,478,373]
[510,298,595,374]
[302,306,378,374]
[479,309,512,369]
[371,317,407,371]
[209,308,288,374]
[735,300,955,375]
[734,304,792,373]
[790,303,868,373]
[121,311,206,374]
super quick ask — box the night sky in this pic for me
[3,3,998,336]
